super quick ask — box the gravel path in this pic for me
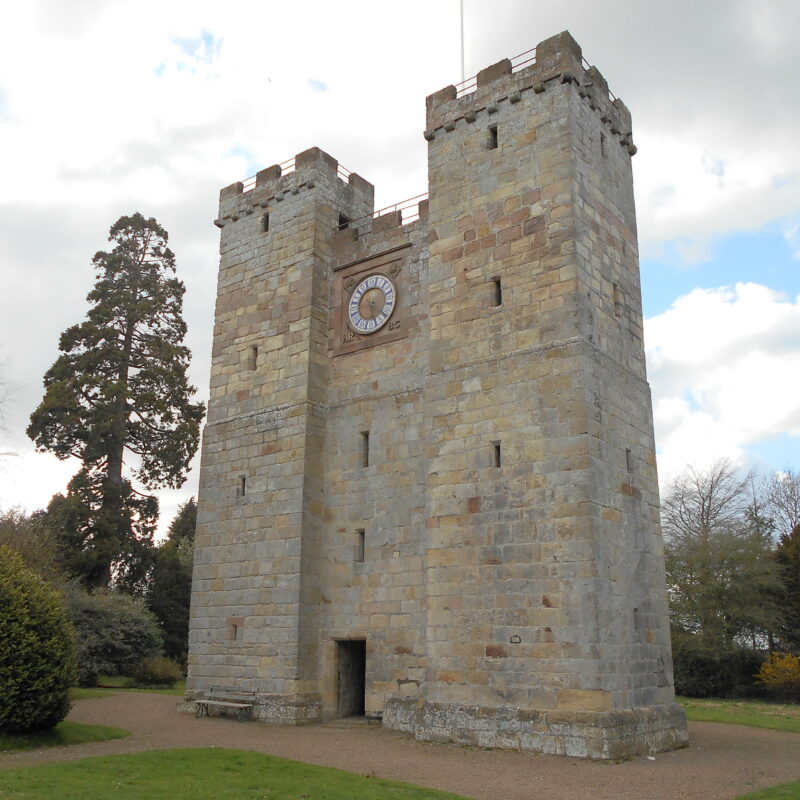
[1,693,798,800]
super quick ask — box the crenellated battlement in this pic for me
[424,31,635,157]
[214,146,374,228]
[334,193,428,236]
[331,194,428,273]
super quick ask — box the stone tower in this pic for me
[186,31,688,759]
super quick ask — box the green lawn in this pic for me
[0,747,471,799]
[735,782,800,799]
[70,678,186,700]
[678,696,800,734]
[0,721,129,754]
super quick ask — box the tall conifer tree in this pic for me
[28,214,204,589]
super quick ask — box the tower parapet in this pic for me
[215,146,374,230]
[425,32,634,157]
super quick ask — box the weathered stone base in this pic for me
[382,698,688,760]
[178,692,322,725]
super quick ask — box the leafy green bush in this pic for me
[131,656,183,687]
[0,546,77,733]
[672,635,734,697]
[671,632,765,698]
[62,585,162,686]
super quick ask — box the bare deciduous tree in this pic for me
[662,460,780,649]
[764,468,800,539]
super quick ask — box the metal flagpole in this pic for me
[460,0,465,83]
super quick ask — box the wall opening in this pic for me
[491,277,502,307]
[237,475,247,497]
[338,213,350,230]
[260,213,270,232]
[600,132,607,158]
[225,616,244,642]
[336,640,366,718]
[488,124,498,150]
[492,441,502,468]
[247,344,258,371]
[613,283,623,319]
[360,431,370,467]
[355,529,365,562]
[626,448,634,473]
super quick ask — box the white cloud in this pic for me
[0,450,79,514]
[645,283,800,484]
[2,0,800,533]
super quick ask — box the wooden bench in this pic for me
[195,685,258,721]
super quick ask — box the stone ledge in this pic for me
[382,697,688,760]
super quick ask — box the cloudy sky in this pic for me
[1,0,799,534]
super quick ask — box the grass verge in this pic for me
[677,696,800,733]
[735,781,800,799]
[70,679,186,700]
[0,747,470,799]
[0,721,129,754]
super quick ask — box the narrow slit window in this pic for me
[226,616,244,641]
[492,277,502,307]
[355,529,365,562]
[600,133,607,158]
[488,124,498,150]
[338,213,350,230]
[238,475,247,497]
[625,448,634,473]
[492,441,502,468]
[360,431,370,468]
[247,345,258,371]
[613,283,623,319]
[260,213,270,232]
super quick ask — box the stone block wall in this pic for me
[188,148,374,712]
[186,31,688,758]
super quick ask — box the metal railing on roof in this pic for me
[239,155,352,193]
[451,47,618,104]
[454,46,537,98]
[581,56,618,102]
[338,192,428,232]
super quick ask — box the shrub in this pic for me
[147,537,193,667]
[672,636,735,697]
[131,656,183,687]
[0,546,77,733]
[757,652,800,702]
[671,632,765,698]
[62,585,162,686]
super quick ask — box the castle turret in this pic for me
[389,30,685,758]
[187,148,374,721]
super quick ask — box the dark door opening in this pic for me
[336,639,366,718]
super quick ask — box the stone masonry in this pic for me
[185,31,689,759]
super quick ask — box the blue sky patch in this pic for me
[171,29,221,64]
[308,78,328,93]
[228,145,261,178]
[747,433,799,476]
[642,220,800,318]
[701,153,725,178]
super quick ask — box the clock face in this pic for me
[347,273,397,334]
